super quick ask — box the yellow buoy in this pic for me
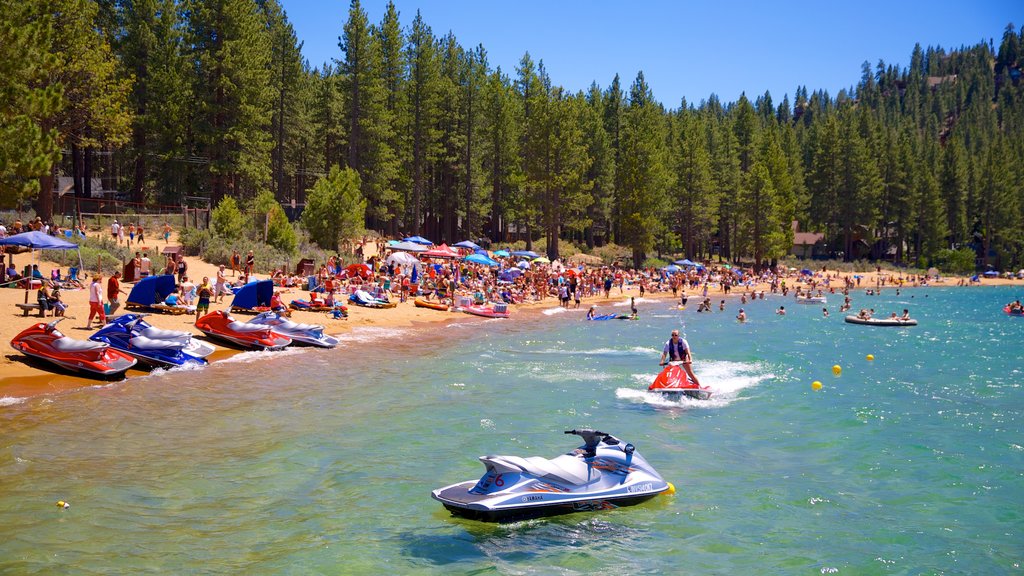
[832,365,842,376]
[866,354,875,361]
[56,501,69,509]
[664,482,676,495]
[812,381,823,390]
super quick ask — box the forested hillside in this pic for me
[2,0,1022,268]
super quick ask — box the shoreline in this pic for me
[2,248,1022,403]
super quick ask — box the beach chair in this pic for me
[68,267,80,282]
[64,230,73,240]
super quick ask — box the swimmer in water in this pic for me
[736,308,747,322]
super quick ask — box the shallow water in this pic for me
[1,287,1022,574]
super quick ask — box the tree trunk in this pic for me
[84,145,93,199]
[71,143,83,198]
[36,166,56,221]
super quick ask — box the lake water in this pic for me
[1,287,1021,574]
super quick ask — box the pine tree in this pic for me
[618,72,670,266]
[33,0,132,220]
[404,10,440,234]
[480,66,521,242]
[190,0,274,200]
[261,0,306,204]
[583,83,615,248]
[0,0,63,207]
[672,108,714,258]
[339,0,397,230]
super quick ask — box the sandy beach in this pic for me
[2,237,1021,400]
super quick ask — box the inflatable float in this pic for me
[844,315,917,327]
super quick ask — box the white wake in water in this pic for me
[616,360,772,409]
[0,396,26,407]
[517,346,660,357]
[612,297,658,307]
[541,307,586,316]
[217,346,310,365]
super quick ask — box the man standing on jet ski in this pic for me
[659,329,701,386]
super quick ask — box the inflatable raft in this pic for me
[844,315,917,327]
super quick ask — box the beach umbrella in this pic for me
[403,235,434,245]
[983,270,999,277]
[511,250,540,259]
[533,256,551,264]
[664,264,682,273]
[800,268,812,275]
[453,240,481,250]
[673,259,697,267]
[493,249,510,257]
[346,263,373,278]
[386,251,419,266]
[566,253,602,265]
[516,260,531,269]
[464,253,499,267]
[927,267,939,276]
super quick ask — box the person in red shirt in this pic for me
[107,271,126,315]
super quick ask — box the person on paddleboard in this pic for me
[659,330,701,386]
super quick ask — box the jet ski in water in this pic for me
[649,361,712,400]
[90,316,208,369]
[249,311,339,348]
[195,310,291,350]
[432,429,674,522]
[10,318,137,377]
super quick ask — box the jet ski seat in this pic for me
[489,454,598,486]
[52,337,107,352]
[138,326,190,342]
[278,319,322,332]
[227,321,269,333]
[129,335,186,350]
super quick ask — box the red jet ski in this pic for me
[648,361,711,400]
[10,318,137,377]
[195,310,291,350]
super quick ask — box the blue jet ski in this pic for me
[91,314,212,368]
[432,429,673,522]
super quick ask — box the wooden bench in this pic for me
[16,303,46,317]
[15,302,68,317]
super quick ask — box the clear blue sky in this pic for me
[283,0,1023,107]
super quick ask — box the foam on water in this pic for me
[514,346,659,357]
[0,396,26,407]
[217,346,310,365]
[542,307,586,316]
[612,297,657,307]
[333,326,408,344]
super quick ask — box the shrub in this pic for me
[211,197,245,240]
[265,206,297,254]
[932,248,976,276]
[301,166,365,250]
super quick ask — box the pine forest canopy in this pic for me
[2,1,1023,269]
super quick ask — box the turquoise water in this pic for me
[1,287,1022,574]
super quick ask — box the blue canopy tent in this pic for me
[388,241,427,252]
[403,236,434,246]
[511,250,540,259]
[664,264,683,274]
[465,253,499,267]
[126,274,177,308]
[0,231,83,284]
[231,279,274,311]
[453,240,481,250]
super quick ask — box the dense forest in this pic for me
[2,0,1023,269]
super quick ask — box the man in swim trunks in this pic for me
[659,329,701,386]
